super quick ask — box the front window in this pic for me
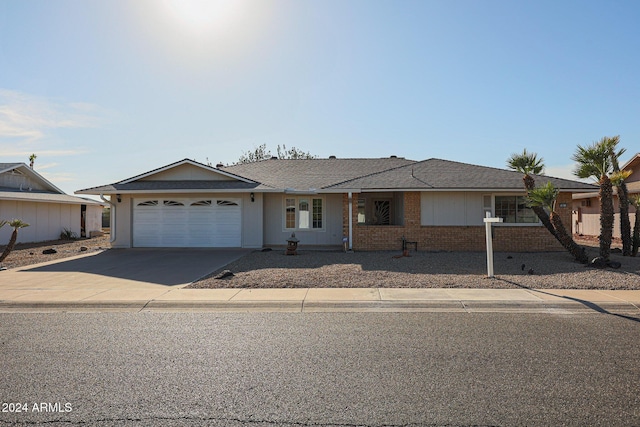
[495,195,538,223]
[284,197,323,230]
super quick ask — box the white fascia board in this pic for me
[119,159,256,184]
[621,153,640,171]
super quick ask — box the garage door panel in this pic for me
[133,198,241,247]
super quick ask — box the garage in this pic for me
[133,198,242,247]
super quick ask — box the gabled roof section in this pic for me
[326,158,598,191]
[76,158,266,195]
[222,157,416,190]
[119,158,256,184]
[0,162,64,194]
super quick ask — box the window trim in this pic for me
[283,195,325,231]
[492,193,541,226]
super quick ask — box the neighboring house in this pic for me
[0,163,104,244]
[76,157,596,252]
[572,153,639,239]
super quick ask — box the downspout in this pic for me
[100,194,116,244]
[348,192,353,251]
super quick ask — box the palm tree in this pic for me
[527,183,588,263]
[29,153,37,169]
[631,195,640,256]
[0,219,30,263]
[572,137,616,260]
[506,149,559,242]
[606,136,631,255]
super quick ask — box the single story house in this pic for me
[0,163,104,244]
[76,157,596,252]
[572,153,639,239]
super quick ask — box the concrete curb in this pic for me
[1,299,638,314]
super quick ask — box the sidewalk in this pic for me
[1,284,639,314]
[1,253,639,314]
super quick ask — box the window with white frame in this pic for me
[284,196,323,230]
[494,195,538,224]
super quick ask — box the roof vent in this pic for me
[329,155,336,159]
[390,155,397,159]
[216,162,224,168]
[271,156,278,160]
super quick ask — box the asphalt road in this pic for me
[1,312,639,426]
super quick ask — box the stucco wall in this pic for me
[0,200,80,243]
[263,193,343,247]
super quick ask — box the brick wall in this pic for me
[346,191,571,252]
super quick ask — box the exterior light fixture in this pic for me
[250,192,255,202]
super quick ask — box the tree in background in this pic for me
[572,137,620,260]
[237,144,317,164]
[527,183,588,264]
[0,219,30,264]
[29,153,37,169]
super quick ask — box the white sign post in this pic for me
[483,212,503,278]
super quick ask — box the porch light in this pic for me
[250,192,255,202]
[116,194,122,203]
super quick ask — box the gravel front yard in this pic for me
[189,245,640,290]
[0,235,110,269]
[2,234,639,290]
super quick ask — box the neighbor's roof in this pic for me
[324,158,598,191]
[0,162,64,194]
[0,188,103,205]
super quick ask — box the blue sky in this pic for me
[1,0,639,196]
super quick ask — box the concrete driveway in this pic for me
[0,248,251,290]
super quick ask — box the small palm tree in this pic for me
[527,182,588,264]
[0,219,30,263]
[506,149,559,241]
[573,137,617,260]
[631,195,640,256]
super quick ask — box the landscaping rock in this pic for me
[80,246,88,252]
[607,261,622,269]
[214,270,234,280]
[42,248,58,255]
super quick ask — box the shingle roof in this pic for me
[325,158,597,191]
[222,157,416,190]
[76,157,597,194]
[78,180,266,193]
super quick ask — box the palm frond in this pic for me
[526,182,558,212]
[506,149,544,174]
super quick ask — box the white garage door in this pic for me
[133,198,242,247]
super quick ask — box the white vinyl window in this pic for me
[284,196,323,230]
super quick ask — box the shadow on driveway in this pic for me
[20,248,251,286]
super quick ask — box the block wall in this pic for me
[345,191,570,252]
